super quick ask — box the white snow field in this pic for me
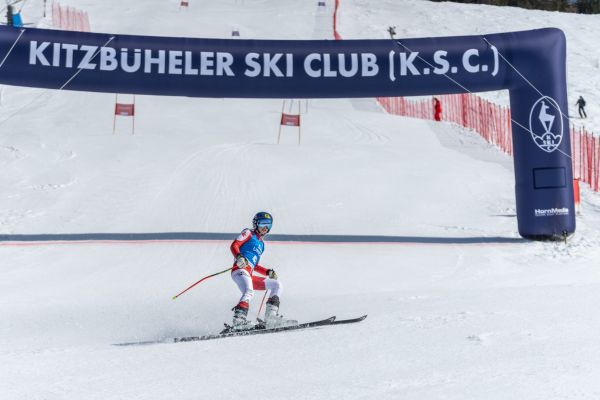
[340,0,600,133]
[2,1,600,399]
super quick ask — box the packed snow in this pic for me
[340,0,600,133]
[1,1,600,399]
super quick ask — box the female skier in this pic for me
[230,212,283,328]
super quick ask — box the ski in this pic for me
[331,314,368,325]
[114,314,367,346]
[114,338,166,346]
[173,316,336,343]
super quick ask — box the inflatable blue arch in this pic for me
[0,26,574,240]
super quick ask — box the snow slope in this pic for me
[2,1,600,399]
[340,0,600,133]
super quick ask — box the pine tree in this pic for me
[425,0,592,13]
[576,0,600,14]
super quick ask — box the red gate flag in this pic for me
[280,113,300,126]
[115,103,135,116]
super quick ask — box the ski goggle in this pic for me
[256,219,272,231]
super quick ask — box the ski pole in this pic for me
[172,267,232,300]
[257,290,269,319]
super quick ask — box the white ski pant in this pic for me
[231,269,282,305]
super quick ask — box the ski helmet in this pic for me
[252,212,273,233]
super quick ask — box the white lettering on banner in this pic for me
[244,53,261,77]
[27,41,500,81]
[79,45,98,69]
[534,208,569,217]
[100,47,117,70]
[52,42,61,67]
[304,53,320,78]
[303,53,378,78]
[399,52,420,76]
[30,41,236,76]
[339,53,358,77]
[361,53,378,77]
[217,53,234,76]
[169,50,183,74]
[29,41,50,65]
[184,51,198,75]
[62,43,78,68]
[433,50,450,75]
[462,49,480,73]
[323,54,336,77]
[121,49,142,73]
[244,53,292,77]
[199,52,214,76]
[389,45,498,80]
[264,53,284,77]
[144,49,165,74]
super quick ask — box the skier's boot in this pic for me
[264,296,297,328]
[231,302,254,331]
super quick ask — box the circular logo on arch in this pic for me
[528,96,564,153]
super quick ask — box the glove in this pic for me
[235,254,248,268]
[266,269,278,280]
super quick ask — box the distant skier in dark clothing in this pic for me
[387,26,396,39]
[576,96,587,118]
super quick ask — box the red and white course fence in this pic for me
[571,126,600,192]
[377,95,513,156]
[376,94,600,193]
[333,0,600,194]
[52,2,90,32]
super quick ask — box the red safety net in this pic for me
[335,0,599,193]
[378,94,600,193]
[571,125,600,192]
[52,2,90,32]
